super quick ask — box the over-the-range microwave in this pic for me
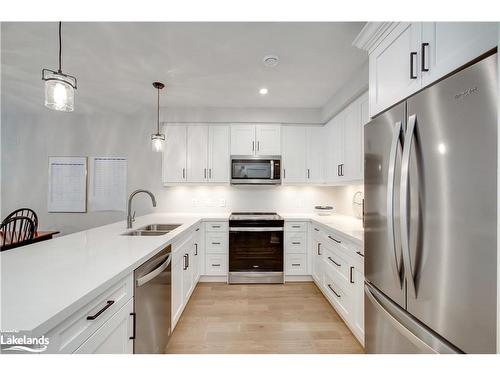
[230,156,281,185]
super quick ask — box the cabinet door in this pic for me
[192,240,201,284]
[230,125,255,155]
[182,248,193,302]
[186,126,209,183]
[312,240,323,284]
[281,126,307,183]
[171,251,184,325]
[208,125,230,183]
[369,22,422,117]
[421,22,498,87]
[74,299,133,354]
[306,127,325,183]
[163,126,187,183]
[255,124,281,155]
[351,267,365,346]
[342,99,363,181]
[328,113,344,183]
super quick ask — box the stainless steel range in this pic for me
[229,212,284,284]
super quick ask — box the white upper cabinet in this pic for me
[282,127,307,183]
[163,124,230,185]
[421,22,498,86]
[187,126,209,183]
[163,125,187,183]
[230,124,281,156]
[368,22,422,118]
[305,127,325,183]
[230,125,255,155]
[355,22,498,118]
[327,113,344,183]
[208,125,230,183]
[255,124,281,155]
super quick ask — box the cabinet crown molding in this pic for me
[352,22,398,52]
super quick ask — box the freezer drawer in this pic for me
[364,283,460,354]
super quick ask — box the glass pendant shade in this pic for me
[44,75,75,112]
[151,134,165,152]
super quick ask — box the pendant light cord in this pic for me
[157,87,160,134]
[58,21,62,73]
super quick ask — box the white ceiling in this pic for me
[1,22,367,115]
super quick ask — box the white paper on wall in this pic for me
[48,157,87,213]
[89,157,127,212]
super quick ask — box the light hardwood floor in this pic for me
[166,282,364,354]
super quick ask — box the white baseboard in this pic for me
[284,275,313,282]
[199,275,228,283]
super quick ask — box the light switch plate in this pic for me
[206,199,215,207]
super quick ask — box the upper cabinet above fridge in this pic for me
[230,124,281,156]
[354,22,498,118]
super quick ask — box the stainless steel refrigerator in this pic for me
[364,51,497,354]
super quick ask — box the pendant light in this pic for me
[42,22,77,112]
[151,82,166,152]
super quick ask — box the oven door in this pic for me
[229,227,283,283]
[231,158,280,185]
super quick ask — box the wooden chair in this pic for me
[0,216,36,251]
[2,208,38,232]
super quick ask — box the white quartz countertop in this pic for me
[0,211,362,336]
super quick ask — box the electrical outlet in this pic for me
[206,199,215,207]
[218,199,226,207]
[191,199,200,207]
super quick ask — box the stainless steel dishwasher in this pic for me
[133,245,172,353]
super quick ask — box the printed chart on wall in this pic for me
[48,157,87,213]
[89,157,127,212]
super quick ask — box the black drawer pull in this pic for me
[410,51,417,79]
[195,243,198,256]
[291,242,301,245]
[291,225,301,228]
[195,228,200,232]
[212,225,221,228]
[87,300,114,320]
[212,242,221,245]
[212,264,221,267]
[328,257,341,267]
[328,235,341,244]
[350,266,354,284]
[291,263,301,266]
[356,251,364,257]
[421,42,429,72]
[327,284,341,298]
[183,254,188,270]
[129,312,136,340]
[314,228,319,232]
[317,243,321,255]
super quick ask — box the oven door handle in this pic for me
[229,227,283,232]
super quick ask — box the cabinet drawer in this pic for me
[323,246,350,284]
[285,253,307,275]
[46,274,133,353]
[285,222,307,232]
[323,272,350,319]
[205,221,228,232]
[205,254,227,275]
[205,233,227,253]
[285,232,307,254]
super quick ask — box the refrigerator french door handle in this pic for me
[387,120,404,287]
[400,113,417,298]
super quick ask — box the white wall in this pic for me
[1,109,164,234]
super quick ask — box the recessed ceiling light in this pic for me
[263,55,279,67]
[259,88,268,95]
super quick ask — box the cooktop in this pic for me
[229,212,283,221]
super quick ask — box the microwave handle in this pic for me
[270,160,274,180]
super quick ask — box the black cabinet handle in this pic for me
[337,164,340,176]
[212,264,221,267]
[195,228,200,231]
[317,243,321,255]
[212,242,221,245]
[410,52,417,79]
[195,243,198,256]
[129,312,136,340]
[291,263,301,267]
[328,235,341,244]
[421,43,429,72]
[87,300,114,320]
[328,257,341,267]
[328,284,341,298]
[212,225,221,228]
[292,242,301,245]
[350,266,354,284]
[291,225,301,228]
[307,169,310,179]
[314,228,319,232]
[356,251,364,257]
[183,254,188,270]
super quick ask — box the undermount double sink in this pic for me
[122,223,181,236]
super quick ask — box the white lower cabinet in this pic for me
[284,222,308,276]
[74,299,134,354]
[310,224,365,346]
[204,221,228,276]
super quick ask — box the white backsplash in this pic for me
[157,184,363,216]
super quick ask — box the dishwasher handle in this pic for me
[136,254,171,287]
